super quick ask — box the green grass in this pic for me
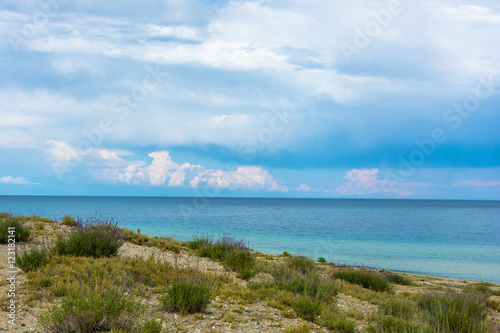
[417,292,487,333]
[61,215,78,227]
[285,323,312,333]
[15,246,51,272]
[385,274,413,286]
[189,234,213,250]
[272,265,338,301]
[291,295,321,322]
[285,256,317,275]
[0,214,31,243]
[369,316,422,333]
[53,219,124,258]
[40,287,141,332]
[334,269,391,292]
[140,319,163,333]
[160,280,212,314]
[380,299,413,319]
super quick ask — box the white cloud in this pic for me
[100,150,287,192]
[298,183,311,191]
[336,168,406,196]
[0,176,37,185]
[148,24,204,41]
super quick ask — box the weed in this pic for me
[385,274,413,286]
[417,292,487,333]
[16,246,51,271]
[380,299,413,319]
[291,295,321,322]
[61,215,78,227]
[0,215,31,243]
[223,249,255,270]
[370,316,422,333]
[334,269,391,293]
[53,218,124,258]
[286,256,317,275]
[160,280,212,314]
[285,323,312,333]
[189,235,213,250]
[141,319,163,333]
[40,287,141,332]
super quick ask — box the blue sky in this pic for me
[0,0,499,199]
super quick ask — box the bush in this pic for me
[223,249,255,271]
[141,319,163,333]
[291,295,321,322]
[40,288,141,332]
[417,292,487,333]
[160,281,211,314]
[371,316,422,333]
[61,215,78,227]
[53,219,124,258]
[318,309,356,332]
[273,265,338,301]
[385,274,412,286]
[189,235,213,250]
[380,300,413,319]
[285,323,312,333]
[0,215,31,244]
[237,267,256,280]
[334,270,391,292]
[197,234,250,260]
[16,246,51,271]
[286,256,317,275]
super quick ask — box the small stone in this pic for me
[245,309,253,313]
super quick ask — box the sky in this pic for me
[0,0,499,200]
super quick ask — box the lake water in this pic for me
[1,196,499,282]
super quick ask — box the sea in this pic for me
[1,196,499,283]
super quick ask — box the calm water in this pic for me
[1,196,499,282]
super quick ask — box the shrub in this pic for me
[273,265,338,301]
[371,316,422,333]
[16,246,51,272]
[291,295,321,322]
[318,309,356,332]
[385,274,412,286]
[380,299,413,319]
[417,292,487,333]
[61,215,78,227]
[189,235,213,250]
[285,323,312,333]
[40,288,141,332]
[197,234,250,260]
[0,215,31,244]
[286,256,317,275]
[160,281,211,314]
[223,249,255,271]
[53,219,124,258]
[237,267,256,280]
[141,319,163,333]
[334,270,391,292]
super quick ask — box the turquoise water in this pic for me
[1,196,499,282]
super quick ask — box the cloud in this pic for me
[298,183,311,191]
[94,149,287,192]
[336,168,403,196]
[0,176,37,185]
